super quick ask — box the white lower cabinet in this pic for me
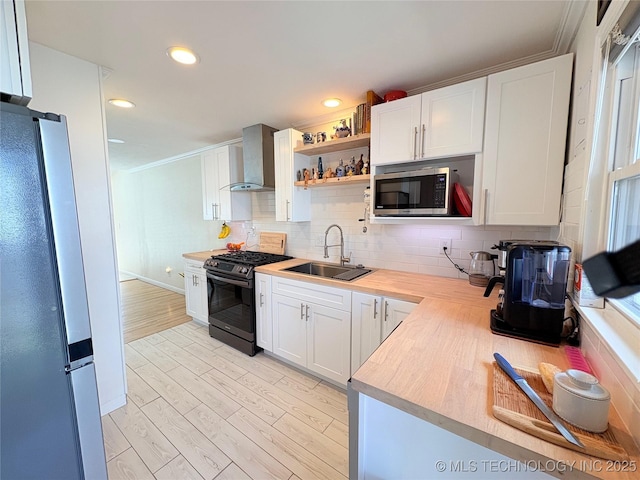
[184,260,208,324]
[382,297,417,340]
[255,273,272,350]
[271,277,351,384]
[352,292,417,372]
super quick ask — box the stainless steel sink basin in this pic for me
[283,262,373,282]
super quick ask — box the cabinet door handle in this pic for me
[211,203,219,220]
[384,301,389,322]
[305,304,310,321]
[413,126,418,159]
[286,200,290,221]
[192,274,196,286]
[300,303,305,320]
[194,275,198,287]
[259,293,264,307]
[420,124,426,158]
[483,189,489,225]
[373,299,378,319]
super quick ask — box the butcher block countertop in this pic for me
[183,250,226,262]
[254,258,640,480]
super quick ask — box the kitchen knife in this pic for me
[493,353,585,448]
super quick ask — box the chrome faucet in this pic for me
[324,224,351,266]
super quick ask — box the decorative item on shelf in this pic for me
[316,132,326,143]
[302,132,314,144]
[346,156,356,176]
[323,167,333,181]
[296,169,302,181]
[365,90,383,133]
[303,168,310,188]
[333,119,351,138]
[335,159,345,177]
[317,156,324,179]
[363,156,370,175]
[356,154,364,175]
[383,90,407,102]
[312,167,317,183]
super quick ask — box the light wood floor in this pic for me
[105,283,348,480]
[120,280,192,344]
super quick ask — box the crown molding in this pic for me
[124,137,242,173]
[553,0,589,54]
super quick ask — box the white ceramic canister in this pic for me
[552,369,611,433]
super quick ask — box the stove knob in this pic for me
[239,267,248,274]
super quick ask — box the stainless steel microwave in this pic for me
[373,167,457,216]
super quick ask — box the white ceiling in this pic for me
[24,1,586,170]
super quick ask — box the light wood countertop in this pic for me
[253,258,640,480]
[182,250,226,263]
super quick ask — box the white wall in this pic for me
[111,155,221,291]
[28,42,126,414]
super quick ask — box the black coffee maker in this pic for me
[484,241,571,345]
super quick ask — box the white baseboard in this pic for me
[119,270,185,295]
[100,393,126,416]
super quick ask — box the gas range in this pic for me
[204,251,292,280]
[204,250,292,356]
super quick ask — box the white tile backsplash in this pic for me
[242,184,555,280]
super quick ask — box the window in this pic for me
[603,34,640,324]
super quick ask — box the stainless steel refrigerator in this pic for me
[1,102,107,479]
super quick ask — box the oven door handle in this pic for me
[206,272,251,289]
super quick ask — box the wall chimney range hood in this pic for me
[229,124,278,191]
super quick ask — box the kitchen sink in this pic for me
[283,262,373,282]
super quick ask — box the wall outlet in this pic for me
[439,239,452,254]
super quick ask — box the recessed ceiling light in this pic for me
[167,46,199,65]
[323,98,342,108]
[108,138,125,144]
[108,99,135,108]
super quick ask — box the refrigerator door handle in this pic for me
[69,363,107,480]
[39,116,93,348]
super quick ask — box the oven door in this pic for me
[206,272,255,341]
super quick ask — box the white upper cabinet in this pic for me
[370,95,422,166]
[482,54,573,226]
[371,78,486,166]
[201,145,252,221]
[274,128,310,222]
[0,0,31,105]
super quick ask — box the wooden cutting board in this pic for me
[492,363,628,461]
[259,232,286,255]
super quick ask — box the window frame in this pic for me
[576,0,640,387]
[602,40,640,327]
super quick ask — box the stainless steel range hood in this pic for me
[230,124,278,191]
